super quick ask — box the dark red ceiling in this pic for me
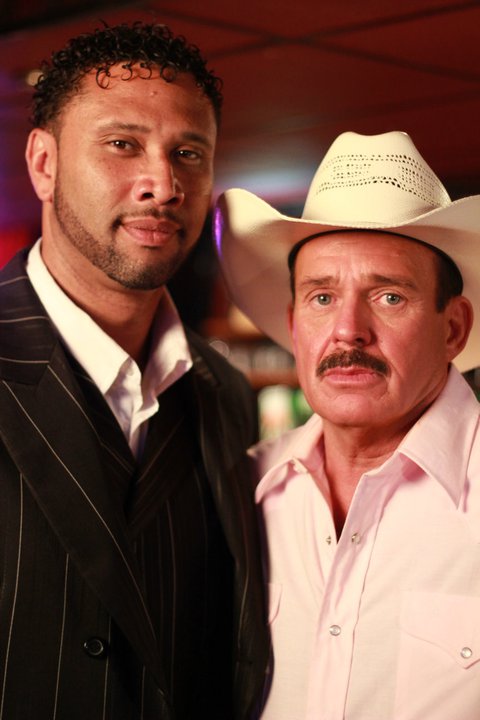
[0,0,479,233]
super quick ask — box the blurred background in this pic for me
[1,0,479,433]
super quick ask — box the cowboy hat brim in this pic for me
[215,188,480,372]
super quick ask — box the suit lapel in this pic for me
[0,252,166,693]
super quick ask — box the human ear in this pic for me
[25,128,57,202]
[444,295,474,362]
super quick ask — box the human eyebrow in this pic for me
[96,122,151,134]
[297,275,337,291]
[176,131,215,150]
[370,274,419,291]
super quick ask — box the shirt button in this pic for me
[83,637,109,659]
[461,647,473,659]
[326,536,332,545]
[351,532,361,544]
[329,625,342,636]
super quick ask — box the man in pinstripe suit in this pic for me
[0,22,268,720]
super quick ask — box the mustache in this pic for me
[316,349,388,377]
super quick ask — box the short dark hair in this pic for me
[433,248,464,311]
[30,22,223,129]
[288,231,463,311]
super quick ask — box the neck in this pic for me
[41,239,163,366]
[82,291,161,369]
[322,423,404,536]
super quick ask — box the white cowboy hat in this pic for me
[215,130,480,372]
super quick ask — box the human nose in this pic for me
[131,155,184,207]
[332,296,372,347]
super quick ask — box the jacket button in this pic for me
[83,637,109,659]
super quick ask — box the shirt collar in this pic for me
[254,413,325,502]
[25,239,192,397]
[396,366,479,505]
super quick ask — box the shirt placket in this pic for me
[307,471,401,720]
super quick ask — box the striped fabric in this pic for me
[0,250,269,720]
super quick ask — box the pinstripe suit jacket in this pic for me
[0,250,269,720]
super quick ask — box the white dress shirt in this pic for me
[26,239,192,457]
[252,368,480,720]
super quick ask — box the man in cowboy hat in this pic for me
[215,130,480,720]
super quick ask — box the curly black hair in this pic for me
[31,22,223,128]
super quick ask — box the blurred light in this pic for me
[228,168,308,194]
[25,69,42,87]
[0,227,33,267]
[215,167,311,206]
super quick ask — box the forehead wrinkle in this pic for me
[296,271,420,292]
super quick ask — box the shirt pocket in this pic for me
[400,590,480,668]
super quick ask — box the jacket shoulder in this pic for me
[185,327,252,392]
[185,328,259,445]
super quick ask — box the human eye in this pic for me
[174,147,202,163]
[314,293,332,306]
[109,138,134,150]
[380,292,403,306]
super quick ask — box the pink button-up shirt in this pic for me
[252,368,480,720]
